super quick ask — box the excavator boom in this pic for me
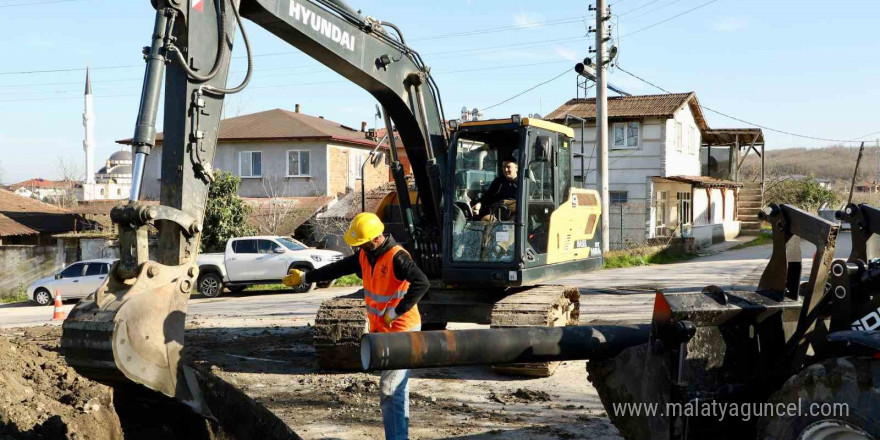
[61,0,448,413]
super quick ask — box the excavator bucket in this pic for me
[61,260,210,416]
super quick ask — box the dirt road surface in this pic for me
[0,237,851,439]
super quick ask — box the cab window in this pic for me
[257,240,277,254]
[526,135,556,255]
[232,239,258,254]
[450,129,521,263]
[59,263,85,278]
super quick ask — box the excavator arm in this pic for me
[61,0,447,414]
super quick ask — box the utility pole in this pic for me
[594,0,610,253]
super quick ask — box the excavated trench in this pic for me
[0,327,301,440]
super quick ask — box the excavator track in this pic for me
[490,285,581,377]
[313,292,368,370]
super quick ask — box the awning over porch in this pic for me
[654,176,742,188]
[701,128,765,183]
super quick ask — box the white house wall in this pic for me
[663,105,701,177]
[139,140,331,199]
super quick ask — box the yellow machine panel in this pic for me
[546,188,602,265]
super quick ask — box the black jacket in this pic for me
[477,176,518,208]
[304,235,430,316]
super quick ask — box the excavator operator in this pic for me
[282,212,429,440]
[472,158,519,221]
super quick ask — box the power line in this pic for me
[0,0,91,7]
[482,67,571,111]
[618,0,724,39]
[0,20,590,76]
[618,0,686,21]
[614,65,871,144]
[0,60,577,102]
[411,16,592,41]
[615,0,664,17]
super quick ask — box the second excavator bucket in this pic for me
[61,260,210,416]
[588,204,839,440]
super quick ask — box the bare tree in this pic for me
[221,95,253,120]
[253,173,323,236]
[53,156,84,208]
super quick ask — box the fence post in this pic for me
[619,205,624,249]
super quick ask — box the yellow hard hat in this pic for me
[344,212,385,246]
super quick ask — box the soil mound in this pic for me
[0,334,123,440]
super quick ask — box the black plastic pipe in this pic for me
[360,325,650,371]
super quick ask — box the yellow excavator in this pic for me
[61,0,603,415]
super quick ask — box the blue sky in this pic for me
[1,0,878,184]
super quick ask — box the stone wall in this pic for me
[0,245,62,299]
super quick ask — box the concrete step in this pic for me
[739,190,763,196]
[740,221,763,231]
[741,182,764,189]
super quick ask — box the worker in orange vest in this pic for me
[283,212,429,440]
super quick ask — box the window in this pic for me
[277,237,308,251]
[610,191,628,204]
[257,239,278,254]
[557,138,571,201]
[612,122,640,149]
[351,153,366,179]
[231,239,258,254]
[239,151,262,178]
[116,188,122,196]
[287,150,310,176]
[99,188,105,195]
[655,191,669,236]
[59,263,85,278]
[675,122,683,152]
[677,192,692,227]
[85,263,104,276]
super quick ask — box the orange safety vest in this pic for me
[360,245,421,333]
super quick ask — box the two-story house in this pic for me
[547,92,741,249]
[120,106,390,202]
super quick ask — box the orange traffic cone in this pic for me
[52,290,65,321]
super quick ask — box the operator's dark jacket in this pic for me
[303,235,430,316]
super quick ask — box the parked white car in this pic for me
[195,236,344,297]
[27,259,116,306]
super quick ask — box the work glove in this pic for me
[383,307,399,326]
[282,268,305,287]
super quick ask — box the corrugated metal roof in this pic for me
[118,108,389,148]
[546,92,709,130]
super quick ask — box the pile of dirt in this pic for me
[488,388,552,404]
[0,334,123,440]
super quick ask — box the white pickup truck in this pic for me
[195,236,344,297]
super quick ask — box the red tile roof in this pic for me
[7,178,79,190]
[546,92,709,130]
[117,109,390,149]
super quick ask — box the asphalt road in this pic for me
[0,233,853,329]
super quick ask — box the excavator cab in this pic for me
[442,117,604,287]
